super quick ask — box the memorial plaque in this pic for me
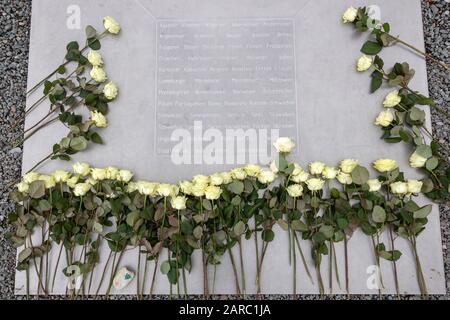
[17,0,446,295]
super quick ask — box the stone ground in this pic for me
[0,0,448,300]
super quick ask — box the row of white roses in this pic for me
[16,138,424,207]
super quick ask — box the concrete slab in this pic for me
[16,0,446,295]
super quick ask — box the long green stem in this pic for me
[384,32,450,71]
[388,224,400,298]
[293,232,314,284]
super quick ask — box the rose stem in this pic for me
[136,245,141,299]
[388,224,400,298]
[328,240,333,294]
[332,242,341,289]
[371,235,382,297]
[94,250,112,297]
[411,235,428,299]
[227,246,241,295]
[50,243,63,292]
[149,255,159,299]
[293,232,313,283]
[28,235,47,295]
[254,215,260,296]
[105,249,124,299]
[344,235,350,297]
[141,253,149,299]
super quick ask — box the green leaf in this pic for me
[351,165,369,185]
[319,225,334,239]
[193,226,203,239]
[18,248,32,263]
[413,205,432,219]
[29,181,45,199]
[85,25,97,39]
[291,220,308,232]
[202,199,212,211]
[180,220,193,235]
[276,219,288,231]
[126,211,140,227]
[90,132,103,144]
[233,221,246,236]
[336,217,349,229]
[425,157,439,171]
[88,38,101,50]
[372,205,386,223]
[361,41,382,55]
[262,229,275,242]
[370,74,383,93]
[160,261,171,274]
[66,41,79,51]
[38,199,51,212]
[227,181,244,195]
[415,145,432,159]
[69,136,88,151]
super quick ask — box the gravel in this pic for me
[0,0,448,300]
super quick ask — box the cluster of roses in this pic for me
[87,16,121,128]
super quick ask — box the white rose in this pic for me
[220,172,233,184]
[322,166,338,180]
[210,173,224,186]
[269,160,279,173]
[52,170,70,183]
[390,181,408,195]
[273,137,295,153]
[179,181,193,195]
[16,181,29,193]
[191,183,207,197]
[291,163,302,176]
[103,16,121,34]
[286,184,303,198]
[309,162,326,175]
[91,111,108,128]
[291,170,309,183]
[367,179,382,192]
[356,55,373,72]
[192,175,210,186]
[23,171,40,184]
[103,82,119,100]
[375,110,395,127]
[66,176,79,189]
[205,185,222,200]
[383,90,402,108]
[73,183,91,197]
[230,168,247,180]
[306,178,325,191]
[105,167,119,180]
[73,162,91,176]
[127,182,138,193]
[157,183,176,197]
[340,159,359,174]
[87,50,103,67]
[258,170,276,184]
[337,172,353,185]
[407,180,423,194]
[138,181,158,196]
[409,151,427,168]
[171,196,187,210]
[117,170,133,183]
[342,6,358,23]
[91,168,107,181]
[90,66,107,83]
[244,164,262,177]
[373,159,398,173]
[39,175,56,189]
